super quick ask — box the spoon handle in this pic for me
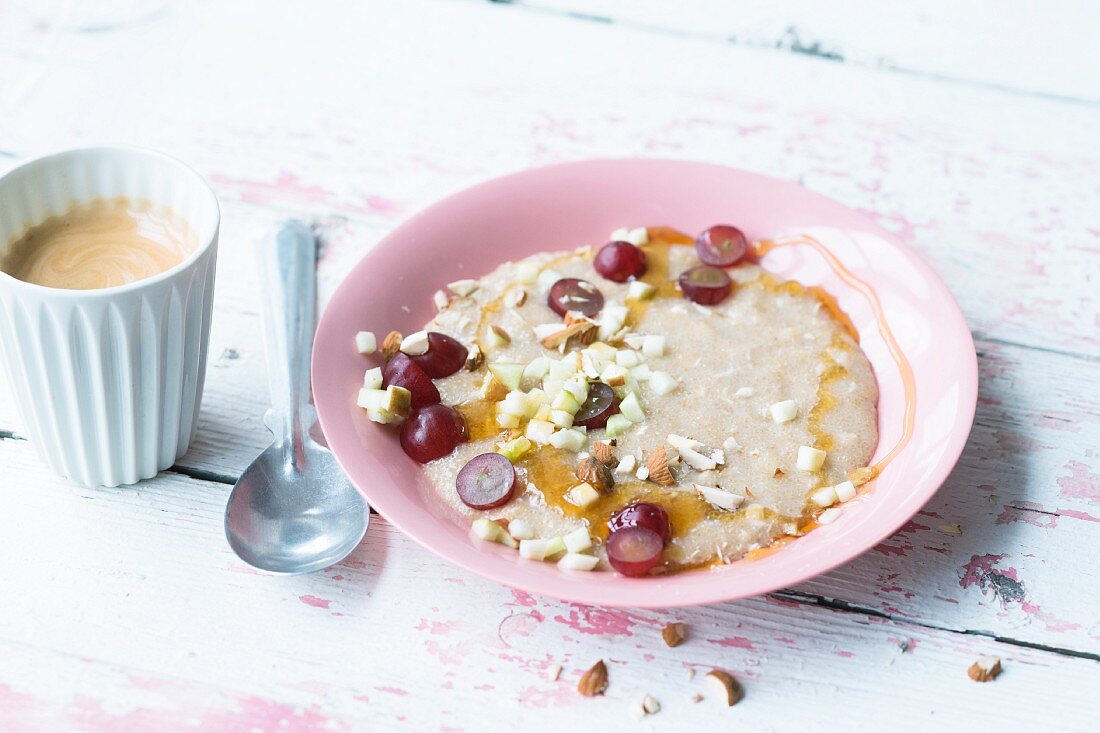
[257,220,316,458]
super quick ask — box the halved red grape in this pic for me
[400,404,467,463]
[608,502,671,544]
[606,526,664,577]
[572,382,618,430]
[695,225,748,267]
[548,278,604,317]
[411,332,468,378]
[456,453,518,509]
[593,241,647,282]
[679,265,732,305]
[383,352,441,409]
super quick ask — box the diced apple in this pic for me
[550,409,574,428]
[835,480,857,503]
[489,362,524,391]
[496,436,533,462]
[619,392,646,423]
[797,446,827,472]
[523,356,551,380]
[605,414,633,437]
[563,526,593,553]
[557,553,599,571]
[615,350,641,368]
[642,335,666,358]
[508,518,535,540]
[519,536,566,560]
[565,483,600,507]
[551,389,582,414]
[649,371,678,395]
[472,518,518,548]
[548,428,586,452]
[525,419,556,444]
[770,399,798,423]
[626,280,656,301]
[354,331,377,354]
[363,366,383,390]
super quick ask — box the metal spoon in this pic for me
[225,221,368,574]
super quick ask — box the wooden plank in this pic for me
[0,439,1096,731]
[499,0,1100,102]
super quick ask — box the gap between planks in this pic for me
[6,429,1096,666]
[478,0,1100,107]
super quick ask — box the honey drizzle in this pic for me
[754,235,917,481]
[520,447,763,543]
[455,398,501,442]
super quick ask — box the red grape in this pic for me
[411,332,468,378]
[695,225,748,267]
[548,278,604,317]
[383,353,441,409]
[400,404,467,463]
[572,382,618,430]
[606,526,664,577]
[608,502,670,544]
[593,241,647,282]
[456,453,518,509]
[679,265,732,305]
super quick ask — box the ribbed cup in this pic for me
[0,147,220,486]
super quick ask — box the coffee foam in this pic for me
[1,196,197,290]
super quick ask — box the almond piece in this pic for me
[575,456,614,492]
[646,447,675,487]
[490,324,511,344]
[540,320,597,349]
[705,669,743,706]
[773,467,785,477]
[464,344,484,371]
[381,330,403,360]
[505,288,527,308]
[591,440,617,467]
[577,660,608,697]
[661,622,685,648]
[968,656,1002,682]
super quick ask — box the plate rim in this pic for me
[312,157,978,608]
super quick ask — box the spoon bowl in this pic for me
[226,433,368,575]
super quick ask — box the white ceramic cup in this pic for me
[0,147,220,487]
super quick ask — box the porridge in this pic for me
[354,225,878,575]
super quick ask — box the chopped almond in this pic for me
[577,660,608,696]
[575,456,615,492]
[661,622,685,647]
[591,440,617,467]
[540,319,598,349]
[705,669,743,706]
[646,447,675,487]
[968,656,1002,682]
[381,330,403,360]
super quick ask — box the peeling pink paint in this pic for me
[1057,460,1100,505]
[299,595,332,609]
[510,589,538,607]
[553,606,641,636]
[375,686,409,697]
[835,650,855,658]
[414,619,460,635]
[709,636,757,651]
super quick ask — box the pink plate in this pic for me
[312,159,977,608]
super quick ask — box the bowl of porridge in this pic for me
[311,159,976,607]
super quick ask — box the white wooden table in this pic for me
[1,1,1098,730]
